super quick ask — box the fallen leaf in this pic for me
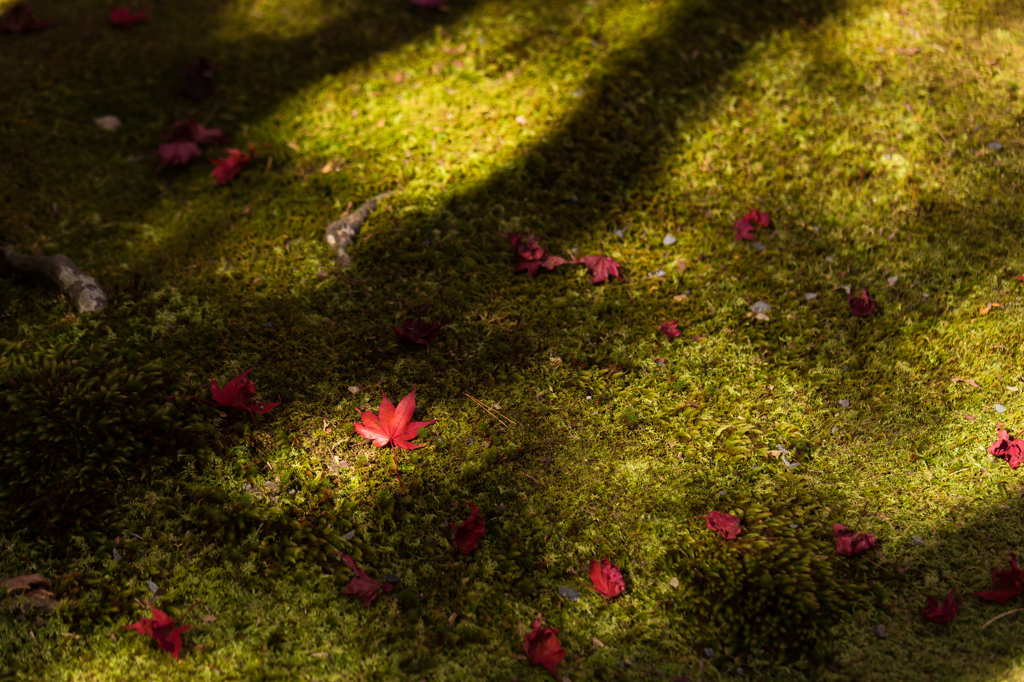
[524,614,565,679]
[987,429,1023,469]
[591,636,605,648]
[353,389,436,489]
[0,3,54,33]
[157,141,202,168]
[512,237,568,277]
[180,58,216,102]
[848,288,877,317]
[659,320,682,340]
[171,368,280,425]
[210,142,256,185]
[201,615,217,623]
[589,557,625,599]
[673,293,688,302]
[123,607,193,658]
[668,576,680,590]
[162,119,230,146]
[577,255,621,284]
[450,503,485,554]
[109,7,148,27]
[704,511,741,539]
[977,554,1023,603]
[898,46,921,56]
[394,318,444,350]
[886,275,899,286]
[93,116,121,132]
[342,554,392,607]
[922,588,961,624]
[834,524,877,556]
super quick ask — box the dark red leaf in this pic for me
[163,120,230,145]
[342,554,392,607]
[395,318,443,350]
[705,511,741,539]
[733,217,757,241]
[977,554,1024,604]
[833,524,877,556]
[0,3,54,33]
[515,238,568,277]
[171,368,279,425]
[210,142,255,185]
[524,614,565,679]
[659,320,682,340]
[987,429,1024,469]
[922,588,961,624]
[450,503,485,554]
[157,141,202,169]
[589,557,625,599]
[109,7,148,27]
[848,288,877,317]
[745,210,771,228]
[180,58,216,102]
[578,255,622,284]
[123,607,193,658]
[1015,275,1024,283]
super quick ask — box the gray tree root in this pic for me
[324,192,394,267]
[0,247,109,313]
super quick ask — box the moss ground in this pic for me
[2,0,1024,679]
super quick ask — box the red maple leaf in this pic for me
[515,238,568,277]
[210,142,255,185]
[922,588,961,624]
[578,255,622,284]
[0,3,54,33]
[157,141,202,169]
[163,120,230,145]
[659,320,682,339]
[833,524,877,556]
[180,58,216,102]
[977,554,1024,604]
[848,288,877,317]
[733,216,757,241]
[524,614,565,679]
[395,318,444,350]
[704,511,741,539]
[123,607,193,658]
[988,429,1024,469]
[589,557,625,599]
[450,503,485,553]
[342,554,393,607]
[353,389,436,491]
[1015,275,1024,283]
[109,7,148,27]
[173,368,279,425]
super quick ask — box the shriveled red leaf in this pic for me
[922,588,961,624]
[659,320,682,339]
[524,614,565,679]
[109,7,148,27]
[733,216,757,241]
[578,255,621,284]
[848,288,877,317]
[157,141,202,169]
[342,554,392,607]
[977,554,1024,604]
[501,231,526,249]
[705,511,741,539]
[0,3,54,33]
[450,503,485,554]
[180,58,216,102]
[163,119,230,145]
[210,142,255,185]
[515,238,568,277]
[833,524,877,556]
[589,557,625,599]
[395,318,443,350]
[353,389,436,490]
[1,573,58,611]
[1015,275,1024,283]
[988,429,1024,469]
[123,606,193,658]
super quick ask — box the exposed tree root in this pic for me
[324,192,394,267]
[0,247,109,313]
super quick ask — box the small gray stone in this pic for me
[751,301,771,314]
[704,647,715,658]
[147,580,159,594]
[113,548,122,561]
[839,399,851,408]
[662,234,677,246]
[873,624,888,639]
[751,242,765,252]
[385,575,400,584]
[995,404,1007,414]
[342,530,356,541]
[912,536,925,545]
[558,586,580,602]
[988,142,1003,152]
[804,292,818,300]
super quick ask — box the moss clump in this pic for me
[0,340,214,542]
[665,484,878,664]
